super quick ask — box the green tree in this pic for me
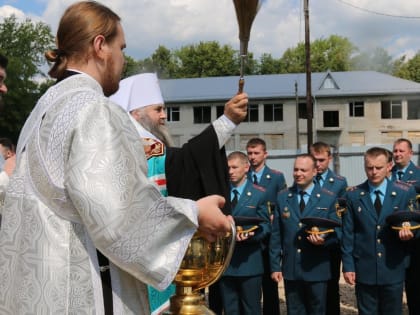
[257,53,282,74]
[0,15,54,142]
[150,45,177,79]
[280,44,305,73]
[173,41,239,78]
[279,35,356,73]
[124,43,245,79]
[125,46,177,79]
[393,52,420,83]
[122,54,144,78]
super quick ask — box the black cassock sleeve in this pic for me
[165,124,231,214]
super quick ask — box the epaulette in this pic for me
[253,184,266,192]
[278,187,289,195]
[394,180,411,191]
[335,174,346,181]
[346,186,358,192]
[321,188,335,196]
[271,169,284,175]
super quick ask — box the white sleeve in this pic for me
[212,114,237,149]
[0,171,9,205]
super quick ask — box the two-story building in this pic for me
[160,71,420,151]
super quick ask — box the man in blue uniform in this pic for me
[270,154,340,315]
[219,151,270,315]
[310,142,347,315]
[391,138,420,185]
[246,137,286,315]
[391,138,420,315]
[342,146,416,315]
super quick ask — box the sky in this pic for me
[1,0,420,62]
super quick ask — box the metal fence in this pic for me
[263,145,420,187]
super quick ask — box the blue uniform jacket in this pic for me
[391,161,420,186]
[342,179,416,285]
[248,166,287,211]
[223,180,271,277]
[320,168,348,198]
[270,184,340,282]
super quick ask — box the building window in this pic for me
[245,104,259,122]
[264,104,283,121]
[216,105,224,118]
[323,111,339,127]
[407,100,420,120]
[349,132,365,146]
[240,134,259,148]
[381,131,403,144]
[407,131,420,142]
[264,134,285,149]
[349,101,364,117]
[167,106,180,122]
[320,75,339,89]
[298,103,306,119]
[298,102,313,119]
[381,100,402,119]
[193,106,211,124]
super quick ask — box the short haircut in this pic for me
[227,151,249,164]
[0,53,8,69]
[310,141,331,156]
[394,138,413,150]
[0,138,15,153]
[295,153,316,167]
[365,147,388,160]
[246,137,266,151]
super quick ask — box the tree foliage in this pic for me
[0,15,54,142]
[257,53,283,74]
[393,52,420,83]
[173,41,239,78]
[128,41,258,79]
[279,35,357,73]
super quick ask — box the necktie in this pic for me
[299,191,306,212]
[374,190,382,215]
[316,174,323,185]
[231,189,239,210]
[397,171,404,180]
[253,174,258,184]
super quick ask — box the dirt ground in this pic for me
[276,275,409,314]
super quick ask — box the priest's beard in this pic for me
[139,114,174,147]
[103,57,121,97]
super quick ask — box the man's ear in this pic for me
[130,109,141,121]
[92,34,107,59]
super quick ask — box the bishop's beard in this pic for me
[139,114,174,147]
